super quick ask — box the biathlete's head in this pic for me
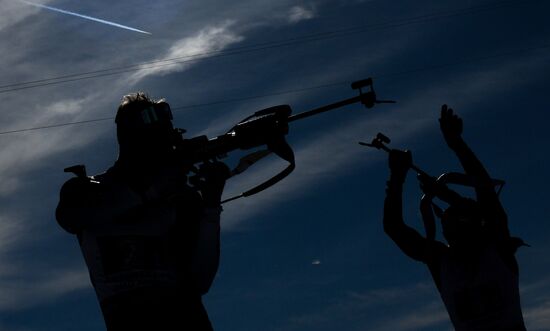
[115,92,176,160]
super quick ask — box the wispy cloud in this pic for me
[271,275,550,331]
[287,5,316,24]
[1,0,548,323]
[0,215,26,277]
[0,95,110,313]
[0,215,89,312]
[520,275,550,330]
[0,1,333,312]
[0,96,104,196]
[270,282,449,331]
[369,302,449,331]
[127,21,244,84]
[524,300,550,331]
[0,265,90,311]
[0,0,52,31]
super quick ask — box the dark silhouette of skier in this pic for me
[56,93,229,330]
[383,105,527,331]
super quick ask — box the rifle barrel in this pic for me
[287,95,362,123]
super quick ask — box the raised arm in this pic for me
[383,150,433,262]
[439,105,509,237]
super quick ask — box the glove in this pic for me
[198,160,231,207]
[439,104,463,149]
[388,149,412,183]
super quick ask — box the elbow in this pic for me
[383,217,406,242]
[384,223,396,238]
[383,215,399,236]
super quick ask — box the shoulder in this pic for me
[59,169,113,202]
[484,228,526,257]
[60,176,97,194]
[59,177,93,197]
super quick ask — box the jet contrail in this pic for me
[20,0,151,35]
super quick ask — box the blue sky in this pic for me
[0,0,549,330]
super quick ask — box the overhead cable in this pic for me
[1,42,547,136]
[0,0,536,94]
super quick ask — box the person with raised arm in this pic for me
[383,105,527,331]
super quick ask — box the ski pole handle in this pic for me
[360,132,431,177]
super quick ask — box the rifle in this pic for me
[66,78,395,204]
[177,78,395,203]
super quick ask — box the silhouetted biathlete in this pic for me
[383,105,527,331]
[56,93,229,331]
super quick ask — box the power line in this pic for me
[0,82,349,135]
[0,117,115,135]
[1,42,547,136]
[0,0,536,94]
